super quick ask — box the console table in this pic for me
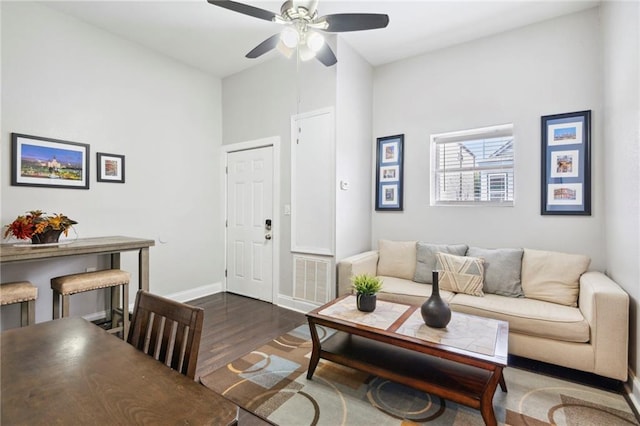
[0,236,155,291]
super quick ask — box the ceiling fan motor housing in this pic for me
[280,1,317,22]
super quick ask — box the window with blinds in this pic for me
[431,124,514,206]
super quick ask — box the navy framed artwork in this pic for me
[541,110,591,215]
[375,134,404,211]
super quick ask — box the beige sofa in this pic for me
[337,240,629,382]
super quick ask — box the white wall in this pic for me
[601,1,640,379]
[372,8,605,270]
[222,49,337,299]
[1,2,223,328]
[335,39,373,261]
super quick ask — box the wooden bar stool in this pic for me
[0,281,38,326]
[51,270,130,339]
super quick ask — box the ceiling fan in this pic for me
[207,0,389,66]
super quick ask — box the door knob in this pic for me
[265,234,272,240]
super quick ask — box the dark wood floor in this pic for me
[189,292,307,426]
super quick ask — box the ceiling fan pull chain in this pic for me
[296,46,302,120]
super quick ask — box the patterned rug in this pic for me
[200,325,638,425]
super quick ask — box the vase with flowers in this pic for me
[4,210,77,244]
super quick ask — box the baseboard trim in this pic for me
[166,282,223,303]
[625,368,640,415]
[82,311,108,322]
[81,283,224,322]
[276,295,319,313]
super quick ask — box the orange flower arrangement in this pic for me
[4,210,77,241]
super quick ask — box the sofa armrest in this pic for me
[579,271,629,381]
[337,251,379,297]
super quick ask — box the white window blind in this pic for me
[431,124,514,206]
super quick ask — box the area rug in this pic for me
[200,325,638,425]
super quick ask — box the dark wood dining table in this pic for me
[1,317,239,425]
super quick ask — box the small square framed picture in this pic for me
[97,152,125,183]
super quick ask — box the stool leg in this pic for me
[110,286,119,326]
[61,294,70,318]
[122,283,129,340]
[20,300,35,326]
[53,290,61,319]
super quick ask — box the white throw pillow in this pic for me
[521,248,591,307]
[377,240,417,280]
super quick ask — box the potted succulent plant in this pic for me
[352,273,383,312]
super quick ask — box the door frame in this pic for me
[221,136,281,303]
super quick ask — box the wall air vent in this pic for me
[293,255,331,304]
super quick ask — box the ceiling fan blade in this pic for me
[246,34,281,59]
[207,0,276,22]
[321,13,389,32]
[315,44,337,67]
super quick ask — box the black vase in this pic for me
[356,293,376,312]
[420,271,451,328]
[31,229,63,244]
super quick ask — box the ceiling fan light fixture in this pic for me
[276,40,295,58]
[298,43,316,62]
[281,27,299,48]
[306,31,324,52]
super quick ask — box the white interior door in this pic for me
[226,147,274,301]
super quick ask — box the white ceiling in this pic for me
[43,0,600,78]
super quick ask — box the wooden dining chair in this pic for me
[127,290,204,379]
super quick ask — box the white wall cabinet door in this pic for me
[291,108,335,255]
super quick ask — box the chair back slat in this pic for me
[127,290,204,379]
[151,314,166,361]
[163,320,178,368]
[168,322,187,372]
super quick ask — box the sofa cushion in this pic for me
[521,249,591,307]
[450,293,590,343]
[414,243,468,284]
[467,247,524,297]
[377,240,417,280]
[435,253,484,296]
[377,276,456,305]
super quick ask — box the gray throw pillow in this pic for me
[414,243,468,283]
[467,247,524,297]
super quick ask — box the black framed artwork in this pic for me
[97,152,125,183]
[541,110,591,215]
[11,133,90,189]
[375,134,404,211]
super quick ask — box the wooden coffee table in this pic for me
[306,295,508,426]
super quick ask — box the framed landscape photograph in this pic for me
[97,152,125,183]
[541,111,591,215]
[375,134,404,211]
[11,133,90,189]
